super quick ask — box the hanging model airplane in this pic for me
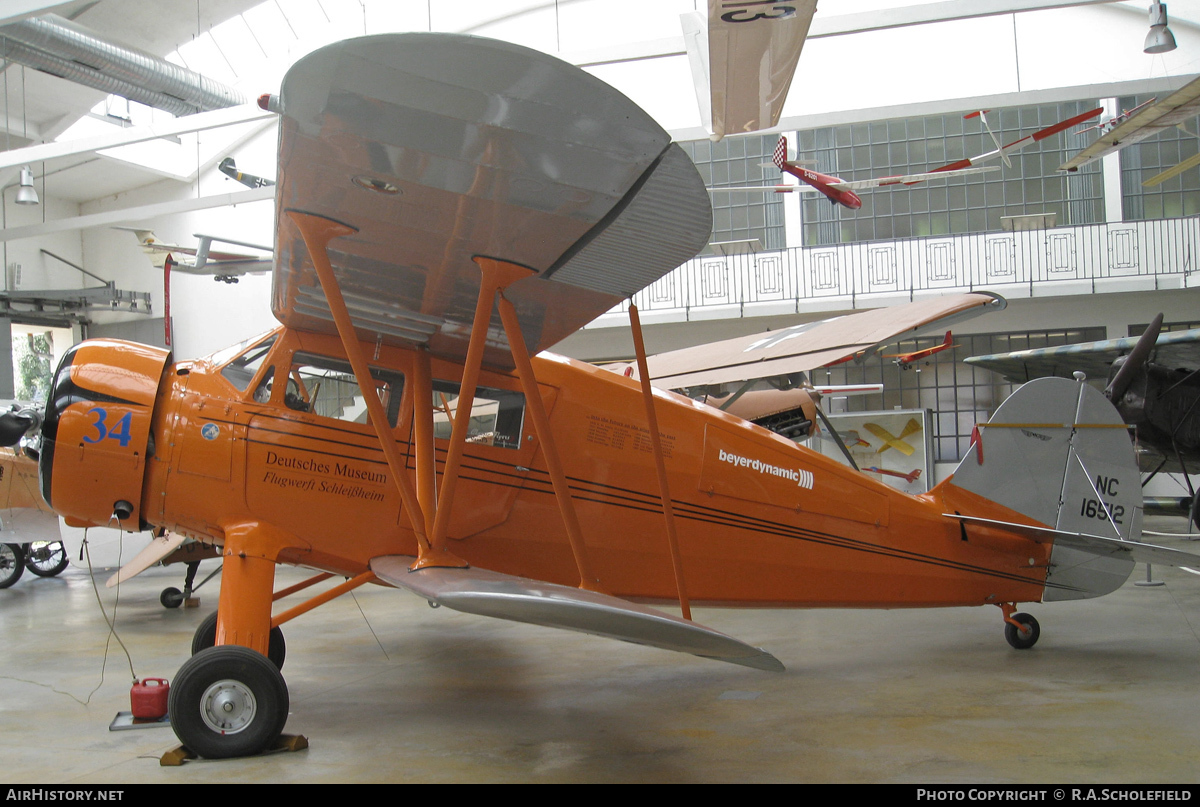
[681,0,817,140]
[7,34,1200,762]
[883,331,957,370]
[713,134,998,209]
[717,107,1104,209]
[218,157,275,190]
[122,228,274,346]
[966,314,1200,526]
[122,229,272,283]
[1059,74,1200,187]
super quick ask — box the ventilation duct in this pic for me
[0,14,245,116]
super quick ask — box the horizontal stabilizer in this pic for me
[944,513,1200,569]
[371,556,783,672]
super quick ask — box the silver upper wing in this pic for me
[271,33,712,370]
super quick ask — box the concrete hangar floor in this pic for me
[3,517,1200,784]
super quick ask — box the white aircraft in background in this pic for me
[120,228,272,284]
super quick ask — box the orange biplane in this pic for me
[10,33,1200,761]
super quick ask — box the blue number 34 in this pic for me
[82,407,134,448]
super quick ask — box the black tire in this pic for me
[0,543,25,589]
[1004,612,1040,650]
[24,541,69,577]
[160,587,184,609]
[168,645,289,759]
[192,611,286,671]
[1191,488,1200,532]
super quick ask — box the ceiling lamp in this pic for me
[1145,2,1178,54]
[15,166,38,206]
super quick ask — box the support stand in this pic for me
[1135,563,1164,587]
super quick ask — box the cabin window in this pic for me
[285,352,404,428]
[219,334,278,391]
[430,379,524,450]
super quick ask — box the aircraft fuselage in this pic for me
[782,165,863,209]
[40,327,1048,611]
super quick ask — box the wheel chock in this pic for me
[159,746,193,766]
[159,734,309,766]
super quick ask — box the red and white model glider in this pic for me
[715,107,1103,210]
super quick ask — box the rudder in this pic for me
[944,376,1142,601]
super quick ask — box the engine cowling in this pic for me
[40,339,171,530]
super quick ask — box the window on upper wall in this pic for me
[1130,320,1200,336]
[815,327,1107,462]
[679,134,785,251]
[1120,96,1200,221]
[796,101,1105,247]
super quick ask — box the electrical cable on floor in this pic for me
[350,589,389,660]
[82,525,138,704]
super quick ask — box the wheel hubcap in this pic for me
[200,679,257,734]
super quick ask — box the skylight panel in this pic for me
[277,0,335,43]
[242,2,298,57]
[175,32,237,86]
[210,15,267,80]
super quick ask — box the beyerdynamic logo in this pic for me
[718,448,814,489]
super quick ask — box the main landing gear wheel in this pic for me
[24,541,69,577]
[191,611,286,671]
[0,543,25,588]
[168,645,290,760]
[1004,612,1041,650]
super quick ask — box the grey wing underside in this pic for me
[271,34,713,371]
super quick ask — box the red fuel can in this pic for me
[130,678,170,719]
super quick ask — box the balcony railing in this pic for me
[588,215,1200,327]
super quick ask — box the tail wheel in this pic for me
[0,543,25,589]
[191,611,286,671]
[1004,612,1040,650]
[25,541,69,577]
[168,645,289,760]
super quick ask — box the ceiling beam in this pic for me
[0,185,273,242]
[807,0,1120,38]
[0,1,80,28]
[0,102,273,171]
[563,1,1122,67]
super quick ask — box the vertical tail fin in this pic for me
[772,135,788,170]
[942,376,1142,601]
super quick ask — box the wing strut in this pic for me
[410,348,438,539]
[628,302,691,620]
[491,258,604,593]
[425,256,532,566]
[285,208,464,570]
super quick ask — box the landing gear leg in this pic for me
[169,524,285,757]
[191,611,286,670]
[998,603,1040,649]
[161,561,203,608]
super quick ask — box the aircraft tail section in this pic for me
[941,376,1142,601]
